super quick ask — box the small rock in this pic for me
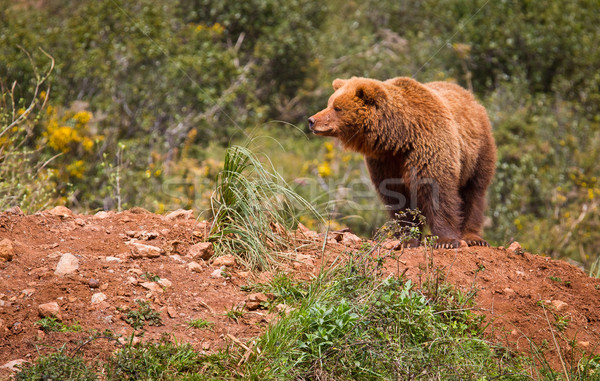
[157,278,172,288]
[188,242,214,260]
[94,211,111,219]
[579,341,590,348]
[167,307,177,318]
[246,301,261,310]
[127,276,138,285]
[127,268,143,276]
[247,293,269,303]
[0,239,14,262]
[91,293,107,304]
[341,232,362,246]
[459,240,469,248]
[276,303,294,314]
[5,206,24,216]
[165,209,194,220]
[118,336,141,345]
[551,300,568,311]
[126,241,164,258]
[38,302,61,320]
[187,261,204,273]
[503,287,515,297]
[140,282,163,293]
[212,254,236,267]
[45,206,73,218]
[89,279,100,288]
[170,254,186,264]
[508,241,522,254]
[74,218,86,226]
[237,271,250,279]
[10,322,23,334]
[1,359,28,372]
[20,289,35,297]
[296,223,318,240]
[383,240,402,250]
[105,256,122,263]
[210,266,225,278]
[201,342,211,351]
[55,253,80,276]
[295,253,315,267]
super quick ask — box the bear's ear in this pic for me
[332,79,347,91]
[355,82,386,106]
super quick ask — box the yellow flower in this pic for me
[154,169,162,177]
[39,90,47,100]
[17,108,26,116]
[73,111,92,125]
[589,188,595,200]
[48,126,81,152]
[317,162,331,178]
[82,137,94,152]
[324,142,334,152]
[67,160,86,179]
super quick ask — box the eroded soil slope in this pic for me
[0,207,599,376]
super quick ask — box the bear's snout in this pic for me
[308,117,316,131]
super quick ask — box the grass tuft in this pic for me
[209,145,321,270]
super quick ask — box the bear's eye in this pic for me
[334,106,342,112]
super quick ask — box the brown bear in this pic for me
[308,77,496,248]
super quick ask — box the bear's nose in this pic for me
[308,117,316,130]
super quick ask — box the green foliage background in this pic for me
[1,0,599,266]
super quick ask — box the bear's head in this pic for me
[308,77,387,154]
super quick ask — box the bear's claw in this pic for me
[433,239,461,249]
[465,239,489,247]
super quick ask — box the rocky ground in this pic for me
[0,206,599,377]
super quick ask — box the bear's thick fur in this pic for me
[308,77,496,248]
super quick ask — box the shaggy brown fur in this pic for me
[308,77,496,248]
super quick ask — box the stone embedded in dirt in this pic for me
[188,242,214,260]
[383,240,402,250]
[54,253,80,276]
[551,299,568,311]
[296,223,319,240]
[237,271,250,279]
[157,278,172,288]
[91,292,107,304]
[74,218,86,227]
[118,336,141,346]
[295,253,315,267]
[0,239,14,262]
[212,254,236,267]
[187,261,203,273]
[127,276,138,285]
[167,306,177,318]
[201,342,211,351]
[126,230,158,240]
[508,241,522,254]
[93,211,111,219]
[5,206,24,216]
[1,359,28,372]
[341,232,362,246]
[247,293,269,303]
[125,241,164,258]
[44,206,74,219]
[20,289,35,297]
[141,282,164,293]
[170,254,186,264]
[210,266,226,278]
[276,303,294,314]
[164,209,194,220]
[579,341,590,348]
[245,301,261,310]
[105,256,122,263]
[38,302,62,320]
[89,279,100,288]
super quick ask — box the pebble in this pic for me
[210,266,226,278]
[157,278,172,288]
[89,279,100,288]
[187,261,204,273]
[126,241,164,258]
[45,206,73,219]
[1,359,28,372]
[0,239,14,262]
[54,253,80,276]
[105,256,122,263]
[91,293,107,304]
[38,302,62,320]
[188,242,214,260]
[212,254,236,267]
[508,241,523,254]
[551,299,568,311]
[140,282,163,293]
[165,209,194,220]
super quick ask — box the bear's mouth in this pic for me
[311,128,336,137]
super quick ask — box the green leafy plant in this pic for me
[187,318,214,330]
[35,317,82,333]
[15,348,98,381]
[122,300,163,330]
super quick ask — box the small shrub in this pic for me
[187,318,214,330]
[122,300,163,330]
[35,317,82,333]
[15,350,97,381]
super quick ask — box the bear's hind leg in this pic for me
[417,183,463,249]
[460,175,492,247]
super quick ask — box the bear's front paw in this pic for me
[433,238,461,249]
[461,234,489,247]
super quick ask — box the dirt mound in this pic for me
[0,208,599,376]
